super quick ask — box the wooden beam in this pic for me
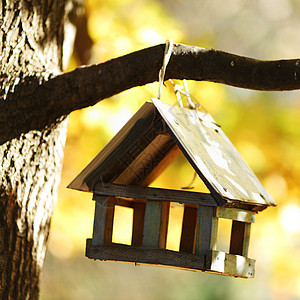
[140,144,181,187]
[195,206,218,255]
[159,202,170,249]
[86,240,254,278]
[114,134,178,186]
[103,197,117,246]
[217,207,256,223]
[206,250,255,278]
[143,201,162,248]
[229,221,251,257]
[91,196,109,246]
[86,239,206,270]
[94,193,147,206]
[143,200,169,248]
[94,183,218,206]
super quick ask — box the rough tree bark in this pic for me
[1,0,300,299]
[0,1,68,299]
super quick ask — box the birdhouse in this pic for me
[68,98,276,278]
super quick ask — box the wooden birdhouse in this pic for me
[68,98,276,278]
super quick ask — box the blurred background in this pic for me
[40,0,300,299]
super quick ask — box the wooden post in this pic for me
[92,196,108,246]
[160,202,170,248]
[132,202,146,247]
[229,221,251,257]
[180,205,197,253]
[92,196,116,246]
[104,197,116,246]
[143,201,169,248]
[195,206,218,255]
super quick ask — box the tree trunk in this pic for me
[0,1,68,298]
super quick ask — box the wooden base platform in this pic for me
[86,239,255,278]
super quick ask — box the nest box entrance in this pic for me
[68,99,276,278]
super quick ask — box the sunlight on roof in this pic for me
[280,203,300,234]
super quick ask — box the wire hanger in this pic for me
[157,39,174,100]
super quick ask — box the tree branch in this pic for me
[1,43,300,145]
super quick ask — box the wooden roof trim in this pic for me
[68,102,157,191]
[93,183,219,207]
[113,133,178,186]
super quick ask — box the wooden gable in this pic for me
[68,102,181,191]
